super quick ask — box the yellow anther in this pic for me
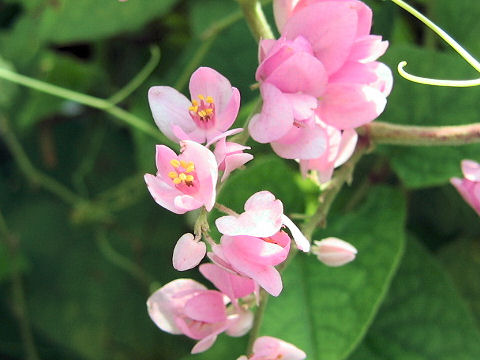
[185,165,195,173]
[198,95,205,100]
[206,96,214,103]
[173,177,182,185]
[198,110,206,117]
[170,159,180,168]
[168,171,178,179]
[188,105,198,112]
[186,175,194,182]
[178,173,187,181]
[205,108,213,115]
[192,99,199,106]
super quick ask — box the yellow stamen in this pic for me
[170,159,180,168]
[188,105,198,112]
[179,160,188,169]
[168,171,178,179]
[192,100,198,106]
[178,173,187,181]
[185,164,195,173]
[206,96,214,103]
[173,177,182,185]
[186,175,194,182]
[198,94,205,100]
[205,108,213,115]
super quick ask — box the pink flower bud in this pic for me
[451,159,480,216]
[172,233,206,271]
[312,237,357,267]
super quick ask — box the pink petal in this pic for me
[462,160,480,181]
[216,191,283,237]
[273,0,299,33]
[180,140,218,211]
[282,2,358,75]
[172,233,206,271]
[348,35,388,63]
[252,336,307,359]
[206,127,244,148]
[191,334,218,354]
[226,308,254,337]
[281,214,310,252]
[318,83,386,129]
[265,51,327,97]
[284,93,318,121]
[248,83,294,143]
[199,263,255,300]
[155,145,179,181]
[221,152,254,182]
[147,279,206,334]
[144,174,184,214]
[148,86,195,142]
[189,67,236,116]
[271,122,327,159]
[214,87,240,134]
[334,129,358,167]
[173,195,204,213]
[184,290,227,323]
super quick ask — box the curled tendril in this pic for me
[391,0,480,87]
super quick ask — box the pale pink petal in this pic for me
[348,35,388,63]
[206,127,244,147]
[154,145,179,182]
[191,334,218,354]
[273,0,300,32]
[172,233,206,271]
[284,93,318,121]
[271,123,327,159]
[147,279,206,334]
[148,86,195,142]
[451,178,480,216]
[252,336,307,360]
[215,87,240,133]
[249,83,294,143]
[281,214,310,252]
[312,237,358,266]
[184,290,227,323]
[318,83,386,129]
[462,160,480,181]
[199,263,256,300]
[265,51,327,97]
[144,174,184,214]
[282,2,358,75]
[173,195,204,213]
[180,140,218,211]
[221,152,254,182]
[223,234,290,266]
[259,39,278,63]
[189,67,236,116]
[334,129,358,167]
[226,308,254,337]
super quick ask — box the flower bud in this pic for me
[312,237,357,267]
[172,233,206,271]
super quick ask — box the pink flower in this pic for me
[172,233,207,271]
[300,123,358,183]
[250,0,392,158]
[214,138,253,182]
[312,237,358,267]
[451,159,480,216]
[237,336,306,360]
[215,191,310,251]
[144,140,218,214]
[148,67,240,144]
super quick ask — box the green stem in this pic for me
[96,229,155,292]
[246,289,269,353]
[0,63,174,146]
[108,45,161,104]
[390,0,480,87]
[237,0,274,41]
[0,211,41,360]
[358,121,480,146]
[0,115,84,206]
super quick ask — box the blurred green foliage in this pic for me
[0,0,480,359]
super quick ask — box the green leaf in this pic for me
[438,238,480,327]
[380,44,480,188]
[260,186,406,360]
[350,236,480,360]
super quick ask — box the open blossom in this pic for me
[144,140,218,214]
[210,191,310,296]
[250,0,392,160]
[149,67,240,144]
[147,274,254,353]
[237,336,306,360]
[451,159,480,216]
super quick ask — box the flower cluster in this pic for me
[142,1,376,355]
[250,0,392,183]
